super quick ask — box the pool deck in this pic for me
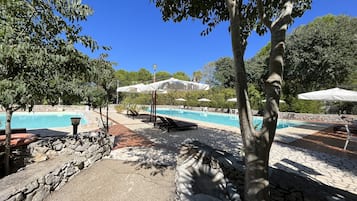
[5,108,357,199]
[102,110,357,194]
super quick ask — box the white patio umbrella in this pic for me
[142,78,210,122]
[227,98,237,102]
[116,83,147,93]
[143,77,210,92]
[198,98,211,102]
[262,99,286,103]
[298,88,357,102]
[175,98,187,101]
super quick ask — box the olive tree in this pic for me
[152,0,311,200]
[0,0,98,175]
[88,54,116,132]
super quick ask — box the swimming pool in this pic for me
[154,108,301,129]
[0,112,87,130]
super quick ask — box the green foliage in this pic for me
[0,0,98,110]
[290,99,323,114]
[115,69,172,85]
[137,68,153,82]
[351,106,357,115]
[192,71,202,82]
[284,15,357,96]
[214,57,235,88]
[88,87,107,108]
[200,61,218,86]
[279,102,289,112]
[84,54,116,108]
[153,0,229,36]
[0,0,102,176]
[151,1,312,200]
[246,15,357,110]
[155,71,172,81]
[121,93,151,105]
[172,71,190,81]
[114,69,131,86]
[114,104,126,113]
[245,43,270,88]
[248,85,263,110]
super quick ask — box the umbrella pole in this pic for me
[154,91,157,123]
[150,91,154,122]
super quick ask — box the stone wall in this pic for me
[147,105,356,124]
[0,130,113,201]
[278,112,353,123]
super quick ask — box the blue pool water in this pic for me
[0,112,87,129]
[154,108,301,129]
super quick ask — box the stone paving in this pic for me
[270,143,357,194]
[106,111,357,196]
[33,109,357,197]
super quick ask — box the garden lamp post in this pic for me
[70,117,81,135]
[116,80,119,104]
[152,64,157,124]
[151,64,157,122]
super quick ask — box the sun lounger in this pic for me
[344,124,357,150]
[127,109,139,119]
[126,109,151,120]
[334,116,357,133]
[164,117,198,132]
[0,128,27,135]
[155,116,170,129]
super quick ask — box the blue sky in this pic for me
[79,0,357,78]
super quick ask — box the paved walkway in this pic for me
[47,111,357,200]
[46,159,175,201]
[108,124,153,149]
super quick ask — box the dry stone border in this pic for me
[0,130,113,201]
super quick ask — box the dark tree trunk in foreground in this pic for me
[226,1,265,200]
[227,0,294,200]
[4,108,14,175]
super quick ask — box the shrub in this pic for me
[290,98,323,113]
[114,104,126,113]
[351,105,357,115]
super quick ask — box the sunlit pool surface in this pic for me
[154,108,302,129]
[0,112,87,130]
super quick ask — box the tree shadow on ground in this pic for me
[288,127,357,159]
[269,164,357,201]
[1,129,69,177]
[28,129,68,137]
[118,126,357,200]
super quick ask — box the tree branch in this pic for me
[271,1,294,31]
[257,0,272,28]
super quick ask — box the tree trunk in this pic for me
[106,95,109,132]
[99,106,104,129]
[4,108,14,175]
[226,1,268,200]
[257,1,294,200]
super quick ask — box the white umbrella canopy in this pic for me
[175,98,187,101]
[143,77,210,92]
[198,98,211,102]
[142,78,209,122]
[116,83,147,93]
[298,88,357,102]
[262,99,286,103]
[227,98,237,102]
[117,83,167,94]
